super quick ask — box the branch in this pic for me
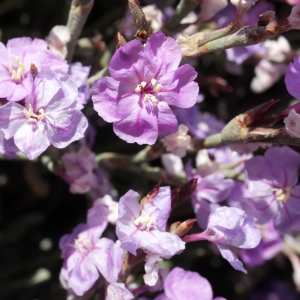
[66,0,94,63]
[178,24,291,57]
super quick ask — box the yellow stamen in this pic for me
[153,84,163,93]
[151,78,156,86]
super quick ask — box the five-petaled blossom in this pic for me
[0,69,88,160]
[92,30,199,145]
[59,205,123,296]
[242,146,300,233]
[183,206,261,273]
[0,37,68,101]
[116,186,185,285]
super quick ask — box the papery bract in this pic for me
[0,69,88,160]
[0,37,68,101]
[46,25,71,59]
[92,31,199,145]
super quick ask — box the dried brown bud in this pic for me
[258,11,275,27]
[30,63,38,80]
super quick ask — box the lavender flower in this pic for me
[61,146,98,194]
[116,187,185,256]
[243,146,300,233]
[106,283,134,300]
[92,31,199,145]
[68,62,91,110]
[240,220,282,267]
[285,56,300,99]
[0,69,88,160]
[0,37,68,101]
[183,206,261,273]
[154,267,225,300]
[59,205,123,296]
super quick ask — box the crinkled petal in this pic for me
[196,173,234,203]
[158,64,199,108]
[45,110,88,148]
[157,102,178,135]
[217,244,247,273]
[164,267,213,300]
[285,57,300,99]
[109,39,144,84]
[113,102,158,145]
[14,122,50,160]
[91,238,123,283]
[0,102,26,139]
[67,253,99,296]
[106,283,134,300]
[143,31,182,79]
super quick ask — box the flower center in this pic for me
[275,187,291,203]
[74,236,93,254]
[134,78,163,105]
[134,215,157,231]
[8,56,26,81]
[23,104,45,123]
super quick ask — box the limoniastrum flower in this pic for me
[59,205,123,296]
[242,146,300,234]
[0,69,88,160]
[0,37,68,101]
[92,30,199,145]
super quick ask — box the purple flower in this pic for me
[0,69,88,160]
[243,146,300,233]
[0,131,19,158]
[116,187,185,257]
[59,205,123,296]
[92,31,199,145]
[285,56,300,100]
[186,157,235,229]
[0,37,68,101]
[61,146,98,194]
[154,267,225,300]
[173,105,224,139]
[240,220,282,267]
[183,206,261,273]
[68,62,91,110]
[106,283,134,300]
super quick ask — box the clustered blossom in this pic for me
[92,30,199,145]
[59,205,123,296]
[61,146,98,194]
[183,206,261,273]
[0,69,88,160]
[116,187,185,285]
[242,146,300,233]
[0,37,68,101]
